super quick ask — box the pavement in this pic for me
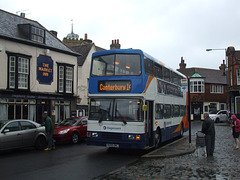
[142,135,196,158]
[94,121,240,179]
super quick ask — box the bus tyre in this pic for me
[72,132,79,144]
[155,130,161,148]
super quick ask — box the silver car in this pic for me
[209,110,229,123]
[0,119,47,151]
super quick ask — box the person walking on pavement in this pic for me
[231,115,240,150]
[202,113,215,157]
[43,111,55,151]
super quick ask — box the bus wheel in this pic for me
[155,130,161,148]
[180,123,184,137]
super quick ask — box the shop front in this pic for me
[0,91,75,124]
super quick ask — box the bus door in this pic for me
[146,101,154,147]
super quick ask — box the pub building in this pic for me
[0,9,80,124]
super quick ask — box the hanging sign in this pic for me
[37,55,53,85]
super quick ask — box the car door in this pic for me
[79,118,88,138]
[0,121,21,150]
[219,111,227,121]
[19,121,38,147]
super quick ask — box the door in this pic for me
[0,121,22,150]
[192,102,203,120]
[146,101,154,147]
[19,121,38,147]
[37,100,50,124]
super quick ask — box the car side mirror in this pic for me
[3,129,10,134]
[81,123,86,126]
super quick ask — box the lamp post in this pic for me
[206,48,227,68]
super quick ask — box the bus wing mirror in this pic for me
[143,105,147,111]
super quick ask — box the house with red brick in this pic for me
[178,57,227,120]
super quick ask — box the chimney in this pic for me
[85,33,88,40]
[179,57,186,69]
[110,39,121,49]
[20,12,25,18]
[219,59,226,74]
[50,30,58,37]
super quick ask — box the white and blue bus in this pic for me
[87,49,189,149]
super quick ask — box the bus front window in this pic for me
[89,99,143,122]
[91,54,141,76]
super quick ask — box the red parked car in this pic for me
[53,117,88,144]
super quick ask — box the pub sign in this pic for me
[37,55,53,84]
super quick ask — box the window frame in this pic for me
[7,53,31,91]
[57,63,74,94]
[190,79,204,93]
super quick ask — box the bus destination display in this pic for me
[98,80,131,92]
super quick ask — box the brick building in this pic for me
[226,46,240,116]
[178,57,227,120]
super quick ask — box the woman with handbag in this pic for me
[231,115,240,150]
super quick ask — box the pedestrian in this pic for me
[42,111,55,151]
[201,113,215,157]
[231,115,240,150]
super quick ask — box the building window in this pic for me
[210,85,223,94]
[8,55,30,90]
[57,64,74,94]
[237,69,240,85]
[31,26,45,43]
[190,79,204,93]
[18,24,45,44]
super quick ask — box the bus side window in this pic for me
[154,63,162,78]
[144,58,154,75]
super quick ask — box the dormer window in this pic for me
[18,24,45,44]
[31,26,44,43]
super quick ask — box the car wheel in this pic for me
[35,135,47,150]
[72,132,79,144]
[215,118,220,123]
[155,129,161,148]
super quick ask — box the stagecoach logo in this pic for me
[103,126,122,131]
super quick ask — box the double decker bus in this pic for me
[87,49,188,149]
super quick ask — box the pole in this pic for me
[188,76,191,143]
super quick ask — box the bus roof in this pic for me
[92,49,186,78]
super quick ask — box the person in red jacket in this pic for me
[231,115,240,150]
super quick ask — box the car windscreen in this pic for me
[0,121,8,129]
[58,119,79,126]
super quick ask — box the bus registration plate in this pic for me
[106,144,119,148]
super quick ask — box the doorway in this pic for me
[37,100,50,124]
[146,101,154,147]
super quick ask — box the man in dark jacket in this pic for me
[43,111,54,151]
[202,113,215,157]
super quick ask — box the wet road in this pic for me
[0,142,143,180]
[95,121,240,179]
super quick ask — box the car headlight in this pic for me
[58,129,70,134]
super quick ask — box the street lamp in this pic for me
[206,48,227,68]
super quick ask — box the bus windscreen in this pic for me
[91,54,141,76]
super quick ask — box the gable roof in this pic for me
[70,42,106,66]
[177,68,227,85]
[0,9,80,56]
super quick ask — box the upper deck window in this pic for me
[91,54,141,76]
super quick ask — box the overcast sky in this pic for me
[1,0,240,70]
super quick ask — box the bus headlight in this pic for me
[92,132,98,137]
[128,135,141,140]
[128,135,135,140]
